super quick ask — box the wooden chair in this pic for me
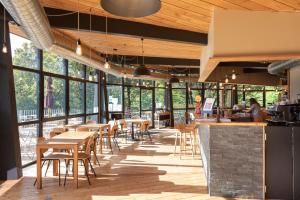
[174,124,196,159]
[75,126,90,132]
[103,124,120,151]
[118,119,130,143]
[138,120,152,143]
[86,120,97,124]
[34,137,72,186]
[64,136,97,186]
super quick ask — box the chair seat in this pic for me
[43,152,73,160]
[78,152,90,159]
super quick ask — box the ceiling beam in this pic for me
[218,61,269,68]
[108,55,200,66]
[44,7,208,45]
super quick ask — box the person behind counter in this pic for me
[248,98,264,122]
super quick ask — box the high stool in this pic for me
[174,124,195,159]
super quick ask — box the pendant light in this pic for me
[100,0,161,18]
[104,16,110,69]
[225,75,229,83]
[133,38,150,77]
[231,69,236,80]
[169,67,179,83]
[75,1,82,55]
[2,7,7,54]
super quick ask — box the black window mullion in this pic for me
[64,59,69,124]
[83,65,87,123]
[38,49,44,137]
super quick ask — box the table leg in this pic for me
[53,148,58,176]
[74,145,78,188]
[99,129,103,154]
[36,147,42,189]
[108,126,113,154]
[93,141,97,165]
[131,123,134,140]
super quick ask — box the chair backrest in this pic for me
[76,126,90,132]
[140,121,150,132]
[108,120,116,130]
[175,123,186,132]
[52,127,66,133]
[111,124,119,137]
[118,119,127,129]
[87,120,97,124]
[84,136,94,155]
[49,131,61,138]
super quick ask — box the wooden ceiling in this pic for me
[36,0,300,65]
[58,29,202,59]
[39,0,300,33]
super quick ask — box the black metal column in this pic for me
[169,84,174,127]
[100,72,109,122]
[0,8,22,180]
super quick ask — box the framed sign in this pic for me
[203,98,215,112]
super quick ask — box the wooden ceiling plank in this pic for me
[249,0,295,11]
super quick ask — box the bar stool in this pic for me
[174,124,195,159]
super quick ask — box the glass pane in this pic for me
[10,34,38,69]
[172,82,186,88]
[86,83,98,114]
[19,124,38,165]
[204,89,217,107]
[174,110,186,125]
[43,51,65,75]
[155,88,165,110]
[44,76,66,118]
[172,89,186,109]
[124,78,139,86]
[107,85,123,112]
[224,90,232,108]
[87,115,98,123]
[141,80,153,87]
[244,85,264,91]
[237,91,244,104]
[141,89,152,110]
[68,60,85,79]
[245,91,263,107]
[43,120,65,139]
[124,87,140,118]
[155,80,165,87]
[190,82,202,89]
[68,117,84,125]
[86,66,98,81]
[189,90,201,108]
[69,81,84,115]
[204,83,217,89]
[107,74,122,84]
[266,91,280,106]
[14,70,39,122]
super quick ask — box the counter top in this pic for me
[195,121,267,126]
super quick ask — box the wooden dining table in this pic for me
[125,119,148,139]
[78,123,111,154]
[35,131,94,189]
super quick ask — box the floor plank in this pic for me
[0,129,249,200]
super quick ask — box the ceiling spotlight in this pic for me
[104,58,110,69]
[76,39,82,55]
[219,82,223,87]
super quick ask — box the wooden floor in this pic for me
[0,129,248,200]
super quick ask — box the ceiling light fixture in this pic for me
[2,7,7,54]
[133,38,150,77]
[104,16,110,69]
[100,0,161,18]
[225,75,229,83]
[75,1,82,55]
[231,70,236,80]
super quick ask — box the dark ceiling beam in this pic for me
[218,61,269,68]
[107,54,200,66]
[44,7,208,45]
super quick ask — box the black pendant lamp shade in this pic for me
[100,0,161,18]
[133,64,151,77]
[169,76,179,83]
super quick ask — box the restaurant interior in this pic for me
[1,0,300,200]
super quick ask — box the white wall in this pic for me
[290,65,300,102]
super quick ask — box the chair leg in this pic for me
[93,151,101,167]
[88,158,96,177]
[44,160,52,177]
[58,159,61,186]
[83,160,91,185]
[64,160,70,186]
[174,131,178,155]
[113,137,120,151]
[147,131,152,142]
[34,160,46,186]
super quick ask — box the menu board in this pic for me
[203,98,215,112]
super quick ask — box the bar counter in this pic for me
[196,121,266,199]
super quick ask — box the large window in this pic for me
[107,85,122,112]
[44,76,66,118]
[14,70,39,122]
[172,89,186,109]
[155,88,165,109]
[11,34,101,166]
[69,81,84,115]
[124,87,140,118]
[86,83,98,114]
